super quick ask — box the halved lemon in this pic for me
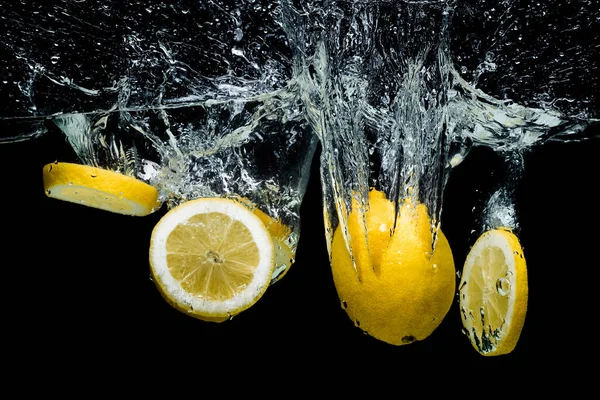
[459,228,528,356]
[42,162,159,216]
[149,197,275,322]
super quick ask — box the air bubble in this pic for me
[496,277,510,296]
[402,335,416,344]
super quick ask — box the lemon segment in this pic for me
[331,189,456,345]
[459,228,528,356]
[42,162,159,216]
[149,197,275,321]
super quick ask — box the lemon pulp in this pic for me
[149,197,274,321]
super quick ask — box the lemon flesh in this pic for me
[42,162,159,216]
[331,189,456,345]
[149,197,275,322]
[459,228,528,356]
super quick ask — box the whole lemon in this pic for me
[330,189,456,345]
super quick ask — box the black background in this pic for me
[1,122,598,373]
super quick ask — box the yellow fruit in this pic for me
[459,228,528,356]
[251,207,295,283]
[331,189,456,345]
[42,162,159,216]
[236,197,296,284]
[149,197,275,322]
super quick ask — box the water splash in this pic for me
[1,0,598,261]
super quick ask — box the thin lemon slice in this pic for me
[43,162,159,216]
[235,197,296,284]
[252,207,295,284]
[149,197,275,322]
[459,228,528,356]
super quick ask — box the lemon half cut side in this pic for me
[149,197,275,322]
[43,162,159,216]
[459,228,528,356]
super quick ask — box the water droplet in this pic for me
[341,300,348,309]
[50,56,60,64]
[46,189,51,195]
[234,28,244,42]
[496,277,510,296]
[402,335,416,344]
[69,181,73,186]
[432,263,438,272]
[354,319,360,327]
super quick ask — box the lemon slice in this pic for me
[43,162,159,216]
[459,228,528,356]
[251,207,295,284]
[235,197,296,284]
[149,197,275,322]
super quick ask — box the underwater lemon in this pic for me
[331,189,456,345]
[149,197,275,322]
[249,206,295,284]
[42,162,159,216]
[459,228,528,356]
[236,197,296,284]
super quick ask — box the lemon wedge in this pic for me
[149,197,275,322]
[42,162,159,216]
[459,228,528,356]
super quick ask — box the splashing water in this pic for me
[1,0,598,263]
[280,0,598,255]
